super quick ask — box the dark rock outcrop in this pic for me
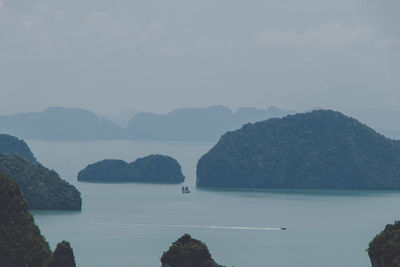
[0,172,77,266]
[369,221,400,267]
[161,234,223,267]
[0,172,52,266]
[78,154,185,183]
[48,241,76,267]
[0,154,81,210]
[197,110,400,189]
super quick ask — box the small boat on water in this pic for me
[280,227,287,230]
[182,186,191,193]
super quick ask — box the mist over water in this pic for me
[29,140,400,267]
[1,0,399,266]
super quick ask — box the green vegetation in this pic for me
[0,154,81,210]
[0,173,76,266]
[78,154,185,183]
[0,172,51,266]
[368,221,400,267]
[161,234,224,267]
[197,110,400,189]
[0,134,38,165]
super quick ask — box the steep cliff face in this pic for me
[0,172,52,266]
[161,234,223,267]
[369,221,400,267]
[0,154,81,210]
[197,110,400,189]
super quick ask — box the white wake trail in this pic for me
[64,221,285,231]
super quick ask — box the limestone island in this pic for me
[0,134,81,210]
[0,154,82,210]
[0,133,38,165]
[78,154,185,183]
[197,110,400,189]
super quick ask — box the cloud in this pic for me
[20,16,36,30]
[86,11,109,25]
[378,35,400,49]
[55,10,67,19]
[256,24,372,50]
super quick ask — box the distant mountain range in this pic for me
[0,107,125,140]
[126,106,294,141]
[0,106,399,141]
[0,106,294,141]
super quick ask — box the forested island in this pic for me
[161,234,224,267]
[0,133,81,210]
[0,172,76,266]
[197,110,400,189]
[0,134,38,165]
[0,154,81,210]
[78,154,185,183]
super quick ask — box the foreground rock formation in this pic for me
[369,221,400,267]
[78,154,185,183]
[0,172,76,266]
[161,234,223,267]
[197,110,400,189]
[48,241,76,267]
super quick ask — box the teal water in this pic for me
[28,140,400,267]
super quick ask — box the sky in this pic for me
[0,0,399,115]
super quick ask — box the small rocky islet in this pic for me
[161,234,224,267]
[78,154,185,183]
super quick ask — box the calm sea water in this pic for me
[27,140,400,267]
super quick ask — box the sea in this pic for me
[27,140,400,267]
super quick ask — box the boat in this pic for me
[280,227,287,230]
[182,186,191,193]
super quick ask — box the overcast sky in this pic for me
[0,0,399,115]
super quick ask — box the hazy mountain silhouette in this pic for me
[0,107,125,140]
[1,106,399,141]
[126,106,294,141]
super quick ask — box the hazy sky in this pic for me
[0,0,399,115]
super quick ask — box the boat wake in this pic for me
[64,221,285,231]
